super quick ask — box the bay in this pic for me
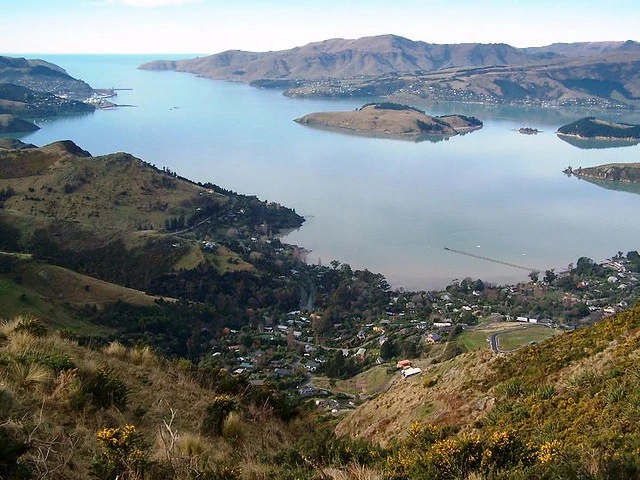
[14,54,640,290]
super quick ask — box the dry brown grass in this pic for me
[0,317,21,337]
[326,464,384,480]
[0,315,303,478]
[8,362,54,391]
[222,411,245,442]
[129,345,157,366]
[103,340,128,359]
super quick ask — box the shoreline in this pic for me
[556,132,640,142]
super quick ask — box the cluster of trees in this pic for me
[360,102,426,114]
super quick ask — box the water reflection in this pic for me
[557,134,640,150]
[575,176,640,196]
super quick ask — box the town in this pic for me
[193,244,640,415]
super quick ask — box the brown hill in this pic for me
[140,36,640,109]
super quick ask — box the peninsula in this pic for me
[0,114,39,133]
[565,163,640,183]
[294,102,482,140]
[557,117,640,141]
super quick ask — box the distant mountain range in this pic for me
[140,35,640,109]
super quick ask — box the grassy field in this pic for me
[497,325,561,351]
[314,365,393,397]
[456,330,490,351]
[213,245,256,273]
[457,321,563,352]
[172,244,206,270]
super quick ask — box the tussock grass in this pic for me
[103,341,128,359]
[8,362,54,391]
[327,464,384,480]
[0,317,21,337]
[0,383,17,417]
[222,411,245,442]
[129,345,156,366]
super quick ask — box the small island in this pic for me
[557,117,640,141]
[518,127,540,135]
[0,114,39,133]
[294,102,483,141]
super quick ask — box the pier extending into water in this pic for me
[444,247,537,272]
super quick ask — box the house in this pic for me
[426,333,442,344]
[433,322,452,328]
[396,359,412,369]
[299,386,317,397]
[402,367,422,378]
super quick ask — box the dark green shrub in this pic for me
[0,422,30,479]
[14,317,47,337]
[79,366,128,410]
[201,395,237,436]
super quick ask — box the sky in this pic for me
[2,0,640,54]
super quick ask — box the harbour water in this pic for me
[11,54,640,290]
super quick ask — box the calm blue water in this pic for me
[12,55,640,290]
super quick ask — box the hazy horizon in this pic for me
[4,0,640,55]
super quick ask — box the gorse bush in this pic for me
[94,424,147,480]
[201,395,237,437]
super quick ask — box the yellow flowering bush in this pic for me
[537,439,562,464]
[94,424,147,480]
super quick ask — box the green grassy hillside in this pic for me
[335,304,640,479]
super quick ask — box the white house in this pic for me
[402,367,422,378]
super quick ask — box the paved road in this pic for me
[488,326,529,353]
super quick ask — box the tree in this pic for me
[544,269,557,284]
[528,270,540,283]
[380,338,398,360]
[575,257,597,276]
[401,337,420,359]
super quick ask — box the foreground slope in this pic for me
[0,317,309,480]
[335,304,640,477]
